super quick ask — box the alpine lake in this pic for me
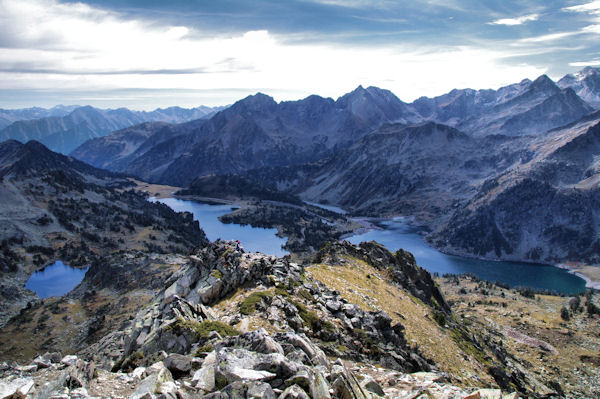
[159,198,587,295]
[29,197,583,298]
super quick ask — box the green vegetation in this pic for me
[111,351,144,373]
[194,344,214,356]
[210,269,223,279]
[239,291,272,315]
[274,286,291,297]
[337,344,349,352]
[449,327,489,366]
[432,311,447,327]
[290,299,335,335]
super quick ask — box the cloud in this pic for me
[563,1,600,14]
[569,59,600,66]
[0,0,566,109]
[488,14,539,26]
[518,31,582,43]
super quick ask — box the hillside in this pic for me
[431,112,600,265]
[0,140,207,325]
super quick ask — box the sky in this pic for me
[1,0,600,110]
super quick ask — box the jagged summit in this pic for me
[229,92,278,112]
[559,66,600,108]
[529,74,560,94]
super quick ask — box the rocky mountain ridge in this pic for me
[0,105,80,130]
[70,69,600,188]
[2,238,594,398]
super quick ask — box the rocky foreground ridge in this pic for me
[2,240,592,398]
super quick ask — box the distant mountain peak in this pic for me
[578,66,600,77]
[530,74,559,93]
[231,93,277,112]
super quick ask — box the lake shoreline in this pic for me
[346,215,588,294]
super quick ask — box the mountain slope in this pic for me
[0,106,148,154]
[0,140,206,325]
[431,112,600,264]
[68,122,175,170]
[276,122,527,218]
[0,105,79,130]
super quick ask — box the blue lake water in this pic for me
[348,217,587,295]
[25,261,88,298]
[153,197,289,257]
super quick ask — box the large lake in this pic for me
[348,217,587,295]
[153,197,288,257]
[25,261,88,298]
[155,197,585,294]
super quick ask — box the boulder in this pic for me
[325,300,342,313]
[224,330,284,355]
[247,381,276,399]
[164,354,193,379]
[32,355,52,369]
[193,352,216,392]
[285,368,330,399]
[61,355,79,367]
[0,377,34,399]
[132,367,147,380]
[129,367,174,399]
[330,364,369,399]
[278,385,310,399]
[360,375,385,397]
[220,380,277,399]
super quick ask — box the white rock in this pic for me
[61,355,79,366]
[132,367,147,380]
[0,377,35,398]
[229,367,276,381]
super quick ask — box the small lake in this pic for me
[25,261,88,298]
[153,197,289,257]
[348,217,587,295]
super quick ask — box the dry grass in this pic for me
[440,276,600,397]
[130,179,180,198]
[307,256,493,386]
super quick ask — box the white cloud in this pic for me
[563,1,600,14]
[488,14,539,26]
[569,59,600,66]
[582,24,600,33]
[518,31,582,43]
[0,0,548,108]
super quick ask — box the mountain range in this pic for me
[9,67,600,269]
[0,105,223,154]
